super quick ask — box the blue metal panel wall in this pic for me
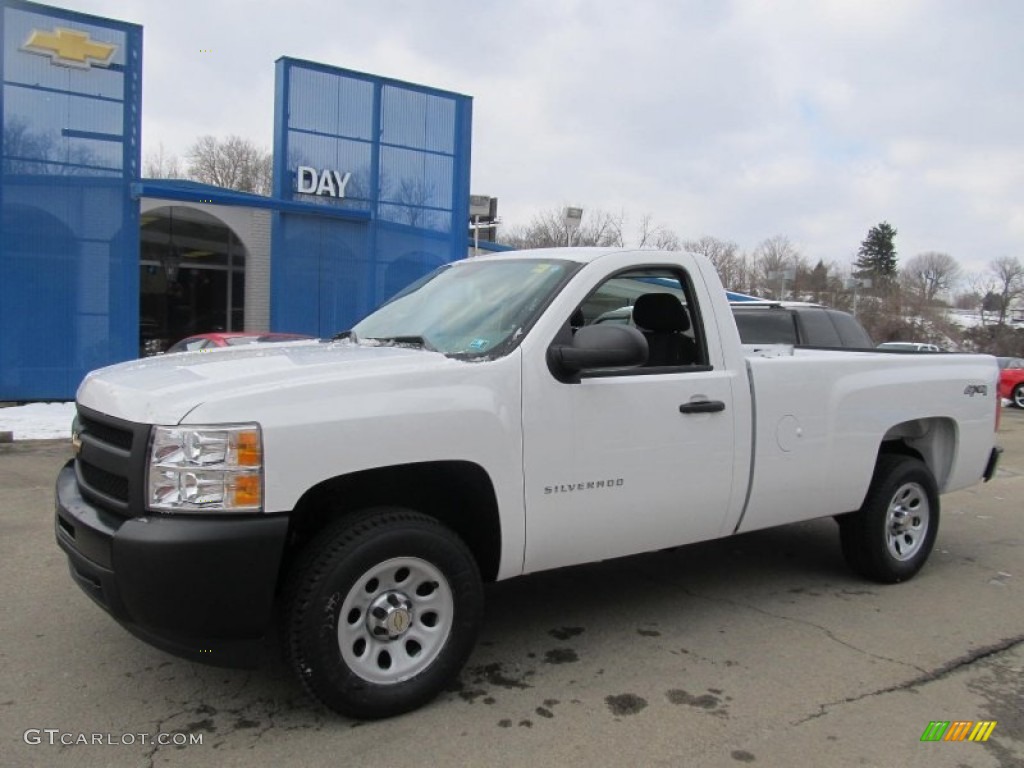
[1,0,141,400]
[272,58,471,336]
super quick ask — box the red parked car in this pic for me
[165,332,313,354]
[998,357,1024,408]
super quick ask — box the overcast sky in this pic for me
[55,0,1024,276]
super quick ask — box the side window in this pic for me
[796,308,842,347]
[572,268,708,368]
[827,310,874,348]
[733,309,798,344]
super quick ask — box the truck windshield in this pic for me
[352,259,578,358]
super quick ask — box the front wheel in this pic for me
[839,454,939,584]
[1013,384,1024,409]
[285,508,483,719]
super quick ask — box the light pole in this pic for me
[563,206,583,247]
[844,277,871,317]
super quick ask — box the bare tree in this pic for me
[504,207,625,249]
[144,142,184,178]
[636,214,681,250]
[391,178,437,227]
[964,272,997,322]
[900,252,961,304]
[3,116,100,175]
[3,117,54,173]
[186,135,272,195]
[952,289,983,311]
[751,235,802,297]
[988,255,1024,326]
[682,236,745,289]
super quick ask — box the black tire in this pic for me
[839,454,939,584]
[284,508,483,719]
[1013,384,1024,409]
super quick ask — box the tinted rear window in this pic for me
[733,309,798,344]
[827,310,874,347]
[795,308,842,346]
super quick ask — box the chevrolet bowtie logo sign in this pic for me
[22,27,116,69]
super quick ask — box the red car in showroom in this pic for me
[998,357,1024,408]
[165,332,312,354]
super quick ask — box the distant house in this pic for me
[1009,298,1024,324]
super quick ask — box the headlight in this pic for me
[147,424,263,512]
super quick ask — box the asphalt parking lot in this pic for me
[2,410,1022,768]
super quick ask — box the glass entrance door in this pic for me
[139,206,246,355]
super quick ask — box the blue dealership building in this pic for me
[1,0,475,400]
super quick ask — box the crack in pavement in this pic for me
[792,635,1024,726]
[143,703,193,768]
[631,567,927,674]
[696,590,929,675]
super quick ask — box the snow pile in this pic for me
[0,402,76,440]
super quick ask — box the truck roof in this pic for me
[467,248,764,304]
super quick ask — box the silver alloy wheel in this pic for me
[1014,385,1024,409]
[338,556,454,684]
[885,481,930,561]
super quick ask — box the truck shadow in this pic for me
[56,518,888,753]
[79,517,860,740]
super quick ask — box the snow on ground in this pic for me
[946,310,987,329]
[0,402,76,440]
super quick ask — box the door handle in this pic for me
[679,400,726,414]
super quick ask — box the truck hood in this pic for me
[76,340,459,424]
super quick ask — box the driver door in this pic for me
[521,266,739,573]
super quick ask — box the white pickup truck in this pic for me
[55,248,1002,719]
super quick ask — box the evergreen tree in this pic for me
[808,260,829,292]
[854,221,898,288]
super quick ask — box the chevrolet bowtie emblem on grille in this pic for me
[71,430,82,456]
[22,27,116,69]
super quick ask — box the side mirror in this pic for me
[548,324,648,379]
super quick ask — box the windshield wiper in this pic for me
[363,335,436,352]
[331,330,354,341]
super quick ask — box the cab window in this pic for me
[572,268,708,368]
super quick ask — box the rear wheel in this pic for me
[285,508,483,719]
[839,454,939,583]
[1013,384,1024,409]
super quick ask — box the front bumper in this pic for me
[55,461,289,668]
